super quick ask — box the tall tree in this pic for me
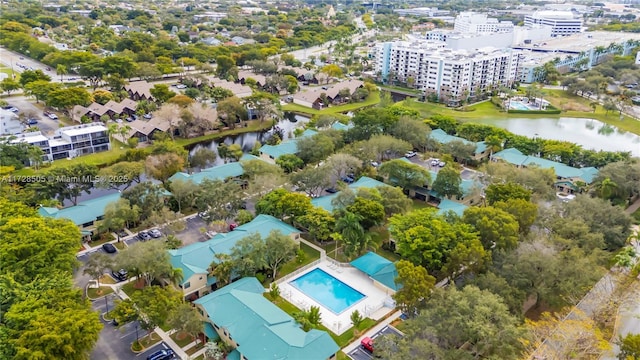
[96,161,144,191]
[145,153,185,184]
[431,165,462,200]
[167,303,204,344]
[393,260,436,316]
[194,179,244,222]
[83,252,113,288]
[334,211,366,259]
[462,206,520,251]
[264,230,299,279]
[230,233,267,277]
[379,159,431,191]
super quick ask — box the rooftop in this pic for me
[350,252,401,291]
[38,192,121,226]
[168,215,300,283]
[259,129,317,159]
[194,277,339,360]
[311,176,390,212]
[169,154,260,184]
[57,123,108,137]
[492,148,599,183]
[429,129,488,155]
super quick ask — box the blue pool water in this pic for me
[510,101,531,111]
[290,268,365,314]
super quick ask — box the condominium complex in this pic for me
[453,12,514,34]
[8,122,110,162]
[524,11,583,37]
[374,40,521,101]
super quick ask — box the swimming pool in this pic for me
[289,268,366,314]
[510,101,531,111]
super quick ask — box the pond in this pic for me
[187,112,311,166]
[472,117,640,157]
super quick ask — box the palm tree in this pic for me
[335,212,364,259]
[596,177,618,199]
[107,123,119,149]
[164,267,184,288]
[484,135,503,158]
[209,254,234,287]
[27,145,44,170]
[56,64,67,82]
[117,125,131,146]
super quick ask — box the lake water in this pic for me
[473,117,640,157]
[187,112,311,166]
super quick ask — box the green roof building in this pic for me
[350,252,401,292]
[38,192,121,233]
[168,154,260,185]
[492,148,599,192]
[311,176,389,212]
[259,129,317,162]
[169,215,301,299]
[194,277,339,360]
[428,129,489,159]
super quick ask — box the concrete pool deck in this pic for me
[277,260,396,335]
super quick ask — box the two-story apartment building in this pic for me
[38,193,121,238]
[194,277,339,360]
[168,215,301,300]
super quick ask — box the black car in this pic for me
[102,243,117,253]
[325,187,338,194]
[111,269,128,282]
[138,231,151,241]
[147,349,175,360]
[341,176,355,184]
[26,118,38,125]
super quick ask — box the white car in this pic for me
[47,113,58,120]
[438,161,446,167]
[430,159,439,166]
[405,151,417,158]
[176,84,187,89]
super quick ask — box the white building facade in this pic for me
[0,109,24,135]
[454,12,514,34]
[524,11,583,37]
[8,122,110,162]
[375,40,522,101]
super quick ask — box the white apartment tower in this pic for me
[375,41,521,101]
[524,11,582,37]
[454,12,514,34]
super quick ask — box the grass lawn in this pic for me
[282,92,380,116]
[114,242,127,250]
[377,84,423,95]
[185,342,204,356]
[120,280,143,297]
[401,91,640,135]
[0,66,18,81]
[132,331,161,351]
[170,331,196,348]
[411,199,434,211]
[87,286,114,299]
[268,295,377,348]
[276,242,321,280]
[631,207,640,225]
[99,274,116,284]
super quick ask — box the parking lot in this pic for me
[347,325,404,360]
[5,95,62,136]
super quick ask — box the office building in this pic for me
[454,12,514,34]
[374,40,521,101]
[524,11,583,37]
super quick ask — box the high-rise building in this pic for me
[454,12,514,34]
[374,40,521,101]
[524,11,583,37]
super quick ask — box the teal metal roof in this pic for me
[169,215,300,285]
[350,252,401,291]
[203,322,220,341]
[259,130,318,160]
[429,129,487,155]
[37,192,121,226]
[311,177,390,212]
[493,148,599,184]
[169,154,260,184]
[226,350,241,360]
[436,199,468,217]
[194,277,339,360]
[331,122,353,131]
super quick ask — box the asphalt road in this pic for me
[347,325,403,360]
[0,46,59,81]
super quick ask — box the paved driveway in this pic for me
[5,95,61,136]
[347,325,403,360]
[90,293,174,360]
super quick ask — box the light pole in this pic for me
[104,294,109,315]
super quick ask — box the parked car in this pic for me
[111,269,128,282]
[117,230,128,238]
[176,84,187,89]
[370,161,379,168]
[361,337,374,353]
[3,106,18,113]
[325,187,338,194]
[438,161,446,167]
[147,349,175,360]
[143,113,152,119]
[149,229,162,238]
[405,151,417,158]
[229,223,238,231]
[26,118,38,125]
[102,243,117,253]
[430,159,440,166]
[47,113,58,120]
[137,231,151,241]
[341,175,355,184]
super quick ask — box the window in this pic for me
[183,282,191,289]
